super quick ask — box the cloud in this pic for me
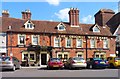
[54,8,70,22]
[114,9,118,13]
[46,0,60,6]
[81,15,95,24]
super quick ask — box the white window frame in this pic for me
[58,24,65,31]
[57,52,69,61]
[32,35,39,45]
[18,34,26,45]
[90,39,96,48]
[103,39,109,49]
[54,37,61,47]
[76,52,84,58]
[66,38,72,48]
[93,26,100,32]
[22,51,36,61]
[57,23,66,31]
[76,38,83,48]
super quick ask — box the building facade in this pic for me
[1,8,117,66]
[0,33,7,56]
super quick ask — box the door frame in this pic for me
[39,52,49,66]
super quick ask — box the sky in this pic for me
[1,1,119,24]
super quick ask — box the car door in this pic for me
[12,57,19,68]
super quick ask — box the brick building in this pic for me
[1,8,117,66]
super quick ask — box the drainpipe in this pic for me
[85,35,88,61]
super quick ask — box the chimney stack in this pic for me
[68,8,79,27]
[2,10,9,17]
[21,9,31,20]
[94,9,115,26]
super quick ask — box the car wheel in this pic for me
[12,65,16,71]
[18,65,21,70]
[69,65,72,70]
[110,63,115,68]
[64,65,67,69]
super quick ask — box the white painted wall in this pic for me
[0,33,7,53]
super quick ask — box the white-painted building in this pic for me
[0,33,7,56]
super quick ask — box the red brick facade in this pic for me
[1,8,118,66]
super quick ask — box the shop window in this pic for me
[76,52,83,58]
[95,55,99,58]
[78,54,82,58]
[64,54,68,60]
[58,54,62,59]
[30,54,35,60]
[24,54,28,60]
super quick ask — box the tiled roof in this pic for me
[0,17,113,36]
[107,12,120,34]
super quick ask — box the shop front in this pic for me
[21,45,53,66]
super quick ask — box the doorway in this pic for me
[41,54,47,65]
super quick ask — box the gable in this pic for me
[92,24,100,32]
[24,20,35,29]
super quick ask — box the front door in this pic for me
[41,54,47,65]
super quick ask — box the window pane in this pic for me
[67,38,71,47]
[30,54,34,60]
[59,25,65,30]
[64,54,68,60]
[78,54,82,58]
[58,54,62,59]
[33,36,38,45]
[55,38,60,47]
[103,39,108,48]
[77,39,82,47]
[91,39,95,48]
[19,36,25,44]
[24,54,28,60]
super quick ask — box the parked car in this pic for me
[0,56,21,71]
[47,58,64,69]
[64,57,87,69]
[107,57,120,68]
[86,58,109,69]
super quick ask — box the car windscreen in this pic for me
[1,57,10,61]
[115,58,120,60]
[50,58,61,62]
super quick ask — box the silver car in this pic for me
[0,56,21,71]
[64,57,87,69]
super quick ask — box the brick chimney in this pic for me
[21,10,31,20]
[2,10,9,17]
[94,9,115,26]
[68,8,79,27]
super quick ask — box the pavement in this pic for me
[21,65,47,69]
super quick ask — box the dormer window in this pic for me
[24,20,34,29]
[27,23,33,29]
[57,23,66,31]
[92,24,100,32]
